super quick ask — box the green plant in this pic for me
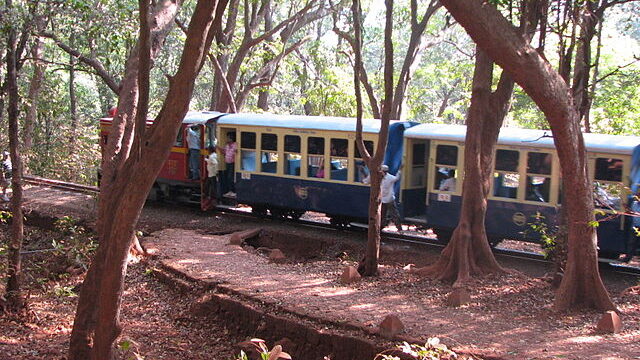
[52,284,78,298]
[527,212,558,260]
[51,216,97,271]
[376,339,459,360]
[236,339,291,360]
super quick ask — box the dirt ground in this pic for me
[2,186,640,359]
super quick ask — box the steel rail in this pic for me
[23,175,99,194]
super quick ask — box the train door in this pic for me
[402,138,429,220]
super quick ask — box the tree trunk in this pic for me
[353,0,394,276]
[4,0,26,311]
[23,31,45,160]
[440,0,615,311]
[72,1,222,358]
[69,34,78,150]
[413,49,508,285]
[68,1,186,358]
[359,172,382,275]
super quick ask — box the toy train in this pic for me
[99,111,640,260]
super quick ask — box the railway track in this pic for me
[24,175,99,194]
[24,176,640,275]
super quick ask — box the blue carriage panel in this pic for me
[401,188,426,218]
[596,215,627,255]
[425,193,462,230]
[484,201,559,242]
[235,174,370,219]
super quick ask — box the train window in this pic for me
[434,145,458,192]
[284,135,301,176]
[527,152,551,175]
[525,152,551,202]
[412,143,426,165]
[102,135,109,145]
[435,145,457,166]
[308,137,324,154]
[411,143,427,187]
[495,150,519,172]
[285,135,301,153]
[330,139,348,157]
[240,132,256,171]
[354,160,370,183]
[354,140,374,158]
[594,158,623,182]
[261,133,278,174]
[241,132,256,149]
[330,138,348,181]
[493,149,519,199]
[308,137,325,178]
[205,123,216,148]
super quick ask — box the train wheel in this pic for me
[288,210,304,220]
[433,228,453,244]
[488,236,503,248]
[251,205,268,217]
[269,208,287,220]
[330,216,350,230]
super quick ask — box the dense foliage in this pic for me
[0,0,638,185]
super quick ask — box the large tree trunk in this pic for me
[4,0,26,311]
[440,0,615,311]
[413,49,509,285]
[68,1,185,358]
[70,2,222,358]
[413,0,541,285]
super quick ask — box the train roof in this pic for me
[404,123,640,155]
[215,112,397,133]
[101,111,407,134]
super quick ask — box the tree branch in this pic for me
[41,32,120,93]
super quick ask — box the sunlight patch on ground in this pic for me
[317,288,356,297]
[350,303,376,310]
[204,251,233,256]
[567,335,606,344]
[177,258,203,265]
[0,337,23,344]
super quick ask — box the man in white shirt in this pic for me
[186,125,201,180]
[380,164,402,231]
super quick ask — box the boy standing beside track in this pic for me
[203,146,219,210]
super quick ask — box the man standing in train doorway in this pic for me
[380,164,403,232]
[186,125,201,180]
[219,132,237,197]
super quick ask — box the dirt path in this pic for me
[6,185,640,360]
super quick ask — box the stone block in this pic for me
[269,248,286,263]
[446,288,471,307]
[340,266,361,284]
[596,311,622,334]
[379,314,404,338]
[229,228,262,245]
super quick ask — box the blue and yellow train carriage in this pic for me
[215,113,414,225]
[401,123,640,258]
